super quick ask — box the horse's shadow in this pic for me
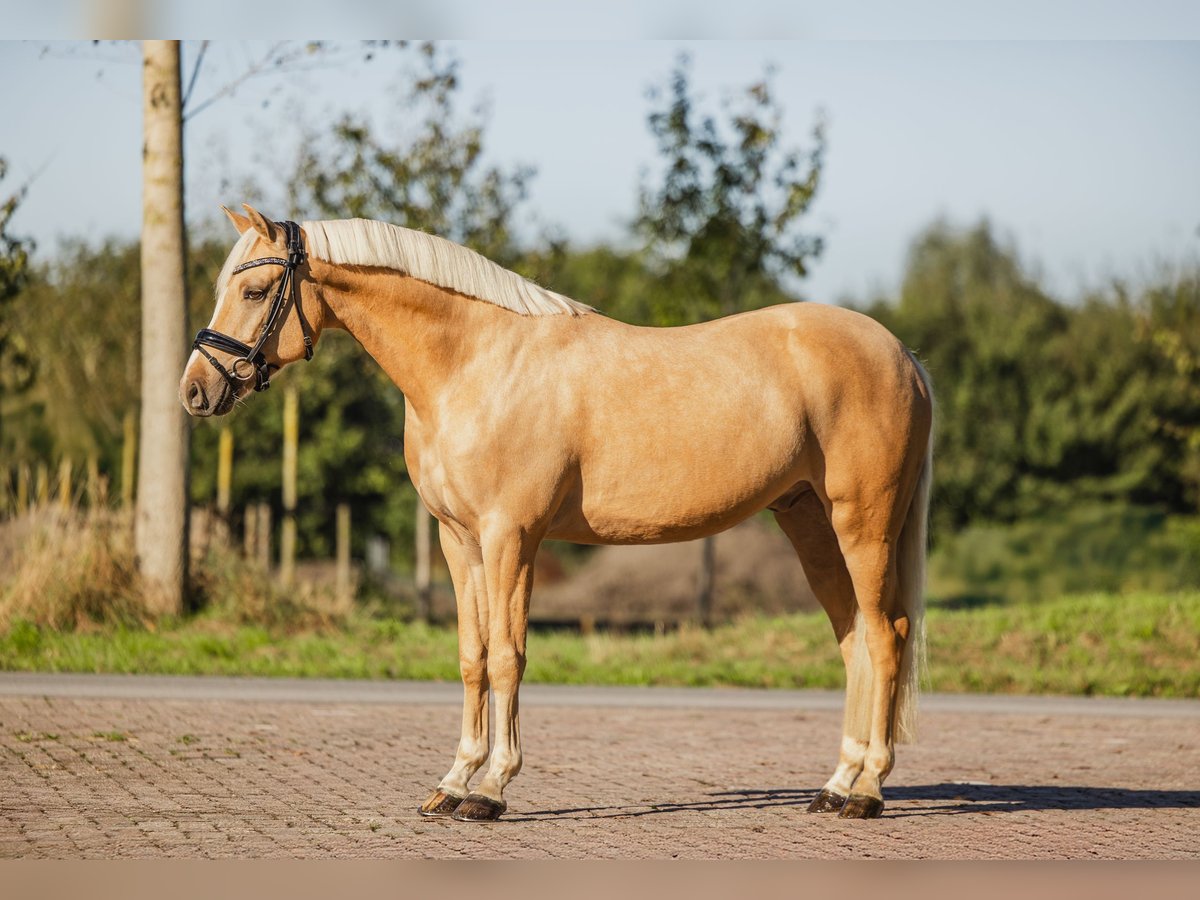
[509,783,1200,822]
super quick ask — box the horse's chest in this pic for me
[405,422,500,524]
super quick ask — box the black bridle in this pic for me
[192,219,314,394]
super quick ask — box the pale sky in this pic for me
[1,39,1197,305]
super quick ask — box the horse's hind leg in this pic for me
[826,493,911,820]
[419,523,490,817]
[772,488,867,815]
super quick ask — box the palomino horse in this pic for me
[181,205,933,822]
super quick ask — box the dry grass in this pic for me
[0,508,148,630]
[0,508,350,632]
[191,546,354,632]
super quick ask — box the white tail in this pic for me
[845,358,933,745]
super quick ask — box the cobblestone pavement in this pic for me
[1,675,1197,859]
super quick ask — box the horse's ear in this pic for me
[221,205,253,234]
[241,204,279,243]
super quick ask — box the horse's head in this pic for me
[180,204,323,417]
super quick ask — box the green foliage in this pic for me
[635,54,825,323]
[868,220,1200,534]
[1,234,226,470]
[0,159,34,442]
[929,502,1200,606]
[518,242,656,326]
[2,239,140,466]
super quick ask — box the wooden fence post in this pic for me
[16,463,29,515]
[215,426,233,544]
[35,463,48,508]
[86,455,101,507]
[256,501,272,571]
[243,504,257,559]
[121,409,137,509]
[216,427,233,514]
[57,458,72,512]
[415,495,432,621]
[280,386,298,587]
[336,502,352,602]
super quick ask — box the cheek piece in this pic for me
[192,219,314,394]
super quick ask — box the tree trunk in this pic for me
[696,534,716,628]
[136,40,189,616]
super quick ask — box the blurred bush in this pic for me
[929,502,1200,606]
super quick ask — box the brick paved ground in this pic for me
[0,676,1197,859]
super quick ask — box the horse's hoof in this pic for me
[838,794,884,819]
[418,789,465,817]
[807,789,848,813]
[450,793,507,823]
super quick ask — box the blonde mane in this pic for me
[301,218,592,317]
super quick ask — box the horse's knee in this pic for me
[486,644,525,690]
[460,652,488,690]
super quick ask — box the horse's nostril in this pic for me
[187,381,208,411]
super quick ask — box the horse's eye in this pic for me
[244,288,265,301]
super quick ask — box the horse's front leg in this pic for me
[452,523,537,822]
[419,523,490,817]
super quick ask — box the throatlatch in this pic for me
[192,219,313,393]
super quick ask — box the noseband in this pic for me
[192,219,314,394]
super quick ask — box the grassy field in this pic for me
[1,591,1197,698]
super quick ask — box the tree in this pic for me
[635,55,826,623]
[0,158,34,459]
[2,240,139,467]
[869,219,1200,535]
[289,43,530,265]
[1136,273,1200,512]
[137,40,189,614]
[635,55,825,325]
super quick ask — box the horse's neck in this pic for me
[315,263,490,415]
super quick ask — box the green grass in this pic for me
[1,592,1197,698]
